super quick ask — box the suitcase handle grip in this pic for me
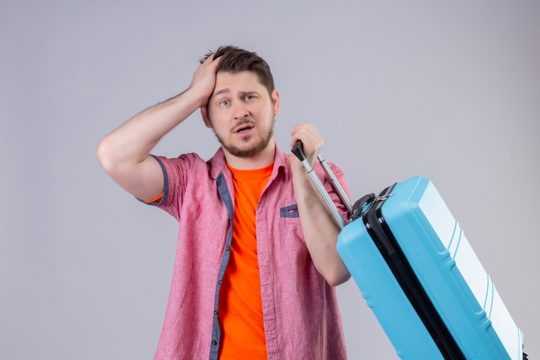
[292,140,306,162]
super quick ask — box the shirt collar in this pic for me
[208,142,289,181]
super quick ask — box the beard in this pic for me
[213,118,275,158]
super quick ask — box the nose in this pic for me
[233,104,250,120]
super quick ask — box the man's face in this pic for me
[205,70,280,158]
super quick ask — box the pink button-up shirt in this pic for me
[139,144,349,360]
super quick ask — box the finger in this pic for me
[302,123,320,139]
[291,125,314,140]
[290,124,305,140]
[290,123,302,135]
[290,128,312,148]
[209,58,220,69]
[209,53,221,65]
[291,135,323,161]
[290,129,304,147]
[199,53,213,65]
[205,53,215,63]
[290,124,323,153]
[292,127,315,144]
[200,53,218,68]
[300,124,323,148]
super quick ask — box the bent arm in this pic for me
[97,54,220,200]
[97,89,201,200]
[292,164,351,287]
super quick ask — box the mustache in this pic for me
[232,119,255,132]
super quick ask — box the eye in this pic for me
[218,99,230,107]
[245,94,257,101]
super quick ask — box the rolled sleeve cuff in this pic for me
[135,154,169,206]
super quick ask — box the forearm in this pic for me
[292,166,351,286]
[98,88,201,169]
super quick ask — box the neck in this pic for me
[223,139,276,170]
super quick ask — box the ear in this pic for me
[271,89,280,117]
[200,106,212,128]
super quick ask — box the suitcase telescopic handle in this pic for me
[316,153,353,213]
[292,141,352,213]
[292,140,348,229]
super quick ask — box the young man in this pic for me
[97,46,351,360]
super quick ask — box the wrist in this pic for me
[185,86,210,108]
[292,165,318,200]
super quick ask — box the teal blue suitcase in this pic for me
[292,143,525,359]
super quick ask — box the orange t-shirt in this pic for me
[218,162,274,359]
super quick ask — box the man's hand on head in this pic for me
[188,53,221,108]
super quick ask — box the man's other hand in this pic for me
[290,123,324,168]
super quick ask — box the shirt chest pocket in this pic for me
[280,203,299,218]
[278,202,310,265]
[278,203,303,234]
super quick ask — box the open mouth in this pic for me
[234,123,255,134]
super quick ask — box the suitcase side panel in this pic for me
[453,231,523,359]
[337,219,443,359]
[382,176,522,359]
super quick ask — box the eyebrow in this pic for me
[212,89,230,98]
[212,89,261,99]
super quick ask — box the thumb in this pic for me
[290,124,302,135]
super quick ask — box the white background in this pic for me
[1,0,538,358]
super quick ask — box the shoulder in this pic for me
[177,152,205,164]
[152,152,208,177]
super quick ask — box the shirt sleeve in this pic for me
[135,153,198,221]
[319,162,351,224]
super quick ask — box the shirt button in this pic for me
[226,245,231,251]
[212,340,217,346]
[219,279,222,285]
[214,310,218,315]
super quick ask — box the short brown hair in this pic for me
[201,45,275,96]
